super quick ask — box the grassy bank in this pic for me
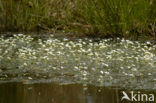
[0,0,155,39]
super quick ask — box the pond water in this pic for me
[0,34,156,103]
[0,82,156,103]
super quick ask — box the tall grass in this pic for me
[0,0,155,39]
[73,0,156,38]
[0,0,70,32]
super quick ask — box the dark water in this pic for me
[0,82,156,103]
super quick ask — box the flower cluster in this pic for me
[0,34,156,89]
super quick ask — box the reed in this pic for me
[0,0,155,39]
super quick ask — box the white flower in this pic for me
[23,63,27,66]
[104,71,110,75]
[146,41,151,45]
[100,71,104,74]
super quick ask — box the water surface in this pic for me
[0,34,156,103]
[1,82,156,103]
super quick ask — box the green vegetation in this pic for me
[0,0,155,39]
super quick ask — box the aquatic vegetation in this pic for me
[0,34,156,89]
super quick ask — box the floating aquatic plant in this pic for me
[0,34,156,89]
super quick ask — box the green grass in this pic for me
[0,0,155,39]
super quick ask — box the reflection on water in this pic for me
[0,82,156,103]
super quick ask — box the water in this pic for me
[0,34,156,89]
[0,82,156,103]
[0,34,156,103]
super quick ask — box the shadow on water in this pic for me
[0,82,156,103]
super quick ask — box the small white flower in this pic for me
[23,63,27,66]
